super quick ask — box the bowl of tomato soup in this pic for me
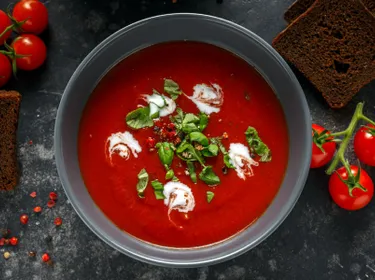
[55,13,311,267]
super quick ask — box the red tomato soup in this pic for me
[78,42,289,248]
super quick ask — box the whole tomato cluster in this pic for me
[311,104,375,211]
[0,0,48,87]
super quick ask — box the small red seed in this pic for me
[30,192,37,198]
[42,253,50,262]
[20,214,29,225]
[29,140,33,145]
[47,200,56,208]
[54,217,62,226]
[34,206,42,213]
[49,192,58,201]
[9,237,18,246]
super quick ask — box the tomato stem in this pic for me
[326,103,365,175]
[0,24,13,41]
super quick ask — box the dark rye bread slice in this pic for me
[273,0,375,108]
[0,91,21,190]
[285,0,375,22]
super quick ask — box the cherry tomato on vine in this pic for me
[354,124,375,166]
[0,53,12,87]
[311,124,336,168]
[12,34,46,71]
[329,165,374,210]
[0,10,12,45]
[12,0,48,35]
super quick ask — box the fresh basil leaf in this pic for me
[245,126,272,162]
[165,169,175,180]
[183,113,200,125]
[202,144,219,157]
[206,191,214,203]
[176,142,205,165]
[182,123,200,134]
[199,166,220,186]
[187,162,197,183]
[156,142,174,168]
[126,107,154,129]
[164,79,182,100]
[151,180,165,200]
[136,169,149,198]
[211,138,235,169]
[198,113,209,131]
[170,108,184,131]
[224,154,235,169]
[189,132,209,146]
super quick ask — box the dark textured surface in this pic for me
[0,0,375,279]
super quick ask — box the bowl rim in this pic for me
[55,13,311,267]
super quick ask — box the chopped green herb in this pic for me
[189,132,209,146]
[199,166,220,185]
[176,142,205,165]
[151,180,165,200]
[245,127,272,162]
[164,79,182,100]
[165,169,175,180]
[202,144,219,157]
[156,142,174,168]
[206,191,215,203]
[136,169,149,198]
[198,113,209,131]
[187,162,197,183]
[211,137,235,168]
[126,107,154,129]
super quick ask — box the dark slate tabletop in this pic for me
[1,0,375,279]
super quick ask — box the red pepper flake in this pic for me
[54,217,62,226]
[30,191,37,198]
[9,237,18,246]
[222,132,229,139]
[29,140,33,145]
[0,238,5,246]
[20,214,29,225]
[167,123,175,130]
[146,137,156,148]
[47,200,56,208]
[49,192,58,201]
[34,206,42,213]
[42,253,50,262]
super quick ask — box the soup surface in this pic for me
[78,42,289,248]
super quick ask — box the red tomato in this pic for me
[12,0,48,35]
[329,165,374,210]
[311,124,336,168]
[354,124,375,166]
[0,53,12,87]
[0,10,12,45]
[12,34,46,71]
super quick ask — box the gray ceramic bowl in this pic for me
[55,13,311,268]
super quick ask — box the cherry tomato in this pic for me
[329,165,374,210]
[354,124,375,166]
[311,124,336,168]
[12,0,48,35]
[12,34,46,71]
[0,10,12,45]
[0,53,12,87]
